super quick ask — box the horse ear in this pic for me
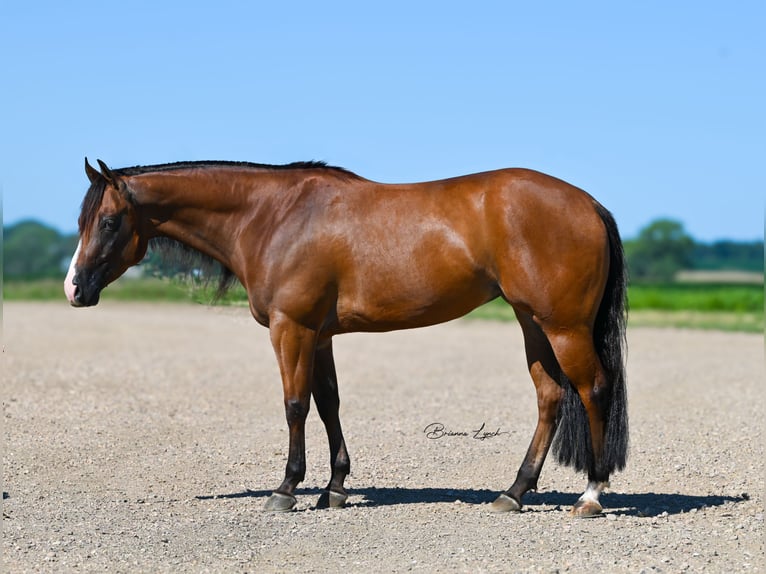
[96,159,117,185]
[85,157,101,184]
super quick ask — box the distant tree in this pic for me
[691,240,764,272]
[624,219,695,282]
[3,220,77,279]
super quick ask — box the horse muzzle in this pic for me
[65,268,105,307]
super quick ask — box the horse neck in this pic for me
[127,168,288,273]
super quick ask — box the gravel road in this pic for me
[3,302,764,573]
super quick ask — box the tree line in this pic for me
[3,218,764,283]
[623,219,763,281]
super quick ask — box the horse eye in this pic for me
[101,217,119,232]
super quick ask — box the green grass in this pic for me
[5,278,763,333]
[466,282,764,333]
[626,310,762,332]
[467,300,762,333]
[628,282,762,332]
[3,277,248,305]
[628,282,763,312]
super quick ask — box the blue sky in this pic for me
[2,1,764,242]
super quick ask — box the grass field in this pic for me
[3,278,249,305]
[628,282,763,312]
[4,278,764,332]
[468,282,763,332]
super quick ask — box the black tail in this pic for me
[551,201,629,474]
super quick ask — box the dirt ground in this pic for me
[3,302,764,573]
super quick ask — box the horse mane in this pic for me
[78,159,353,300]
[114,159,359,178]
[145,237,238,301]
[78,176,109,234]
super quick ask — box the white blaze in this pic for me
[64,240,81,304]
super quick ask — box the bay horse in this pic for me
[65,158,628,517]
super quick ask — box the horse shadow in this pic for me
[196,487,746,517]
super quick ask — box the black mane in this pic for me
[78,177,108,234]
[114,159,357,178]
[145,236,239,302]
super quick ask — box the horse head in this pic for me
[64,159,149,307]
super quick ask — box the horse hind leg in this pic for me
[491,309,564,512]
[545,325,612,517]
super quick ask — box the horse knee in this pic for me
[285,398,310,424]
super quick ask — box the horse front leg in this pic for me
[312,340,351,509]
[263,313,317,512]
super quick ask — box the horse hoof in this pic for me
[489,493,521,513]
[570,499,603,518]
[316,490,348,509]
[263,492,297,512]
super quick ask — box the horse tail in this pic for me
[552,201,629,473]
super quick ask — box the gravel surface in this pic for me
[3,302,764,573]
